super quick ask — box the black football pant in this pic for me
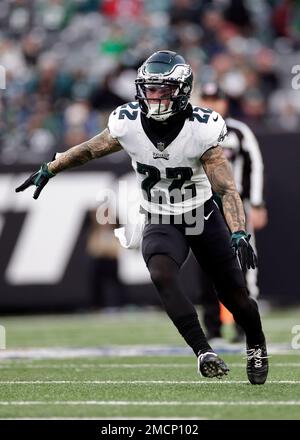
[142,197,265,351]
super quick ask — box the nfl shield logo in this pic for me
[157,142,165,151]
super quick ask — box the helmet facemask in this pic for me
[136,82,182,121]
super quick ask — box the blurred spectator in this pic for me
[1,0,300,165]
[100,25,129,57]
[224,0,252,35]
[169,0,206,25]
[63,100,102,148]
[272,0,300,46]
[8,0,34,36]
[101,0,143,20]
[26,55,74,102]
[89,71,125,129]
[37,0,72,32]
[86,209,127,310]
[21,33,43,66]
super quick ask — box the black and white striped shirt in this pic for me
[222,117,264,207]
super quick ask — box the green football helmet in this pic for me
[135,50,193,121]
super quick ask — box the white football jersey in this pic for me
[108,102,227,215]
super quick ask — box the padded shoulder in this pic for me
[191,106,227,150]
[108,102,139,139]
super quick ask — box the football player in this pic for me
[16,50,268,384]
[199,83,268,343]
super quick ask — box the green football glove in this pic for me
[231,230,258,270]
[15,163,55,199]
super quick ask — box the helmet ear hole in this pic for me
[135,50,193,121]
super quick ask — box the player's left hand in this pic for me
[231,230,257,270]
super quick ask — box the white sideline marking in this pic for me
[0,380,299,385]
[0,362,300,369]
[0,400,299,406]
[0,343,294,359]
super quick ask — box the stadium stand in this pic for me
[1,0,300,166]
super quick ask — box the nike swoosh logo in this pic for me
[213,115,219,121]
[204,210,214,220]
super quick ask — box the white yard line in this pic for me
[0,380,299,384]
[0,400,299,406]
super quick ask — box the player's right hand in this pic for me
[15,163,55,199]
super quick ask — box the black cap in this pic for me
[201,83,226,99]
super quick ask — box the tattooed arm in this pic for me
[201,146,245,232]
[48,129,122,174]
[15,128,123,199]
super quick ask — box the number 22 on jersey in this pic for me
[137,162,196,204]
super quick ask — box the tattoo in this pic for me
[48,129,122,174]
[201,146,245,232]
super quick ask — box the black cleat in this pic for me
[246,343,269,385]
[198,351,230,379]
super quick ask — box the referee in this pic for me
[199,83,268,342]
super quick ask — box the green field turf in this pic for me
[0,307,299,419]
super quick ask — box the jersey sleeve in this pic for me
[203,111,227,150]
[107,105,128,141]
[192,107,227,157]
